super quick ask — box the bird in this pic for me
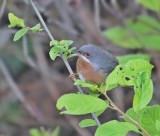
[75,44,119,85]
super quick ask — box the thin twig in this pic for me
[94,0,100,31]
[0,0,6,23]
[22,36,37,68]
[28,0,101,126]
[103,91,150,136]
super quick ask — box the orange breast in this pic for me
[76,57,106,85]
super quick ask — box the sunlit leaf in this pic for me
[125,106,160,135]
[60,40,73,47]
[133,72,153,112]
[74,80,99,91]
[67,54,77,59]
[50,40,59,47]
[13,28,29,41]
[140,105,160,135]
[156,120,160,133]
[56,94,108,115]
[95,120,140,136]
[49,46,61,60]
[79,119,97,128]
[106,59,153,91]
[8,13,25,28]
[31,23,42,32]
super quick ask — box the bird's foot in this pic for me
[69,73,79,80]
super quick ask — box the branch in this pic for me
[28,0,101,126]
[94,0,100,31]
[0,0,6,23]
[103,91,150,136]
[22,36,37,68]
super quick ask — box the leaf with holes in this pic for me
[69,47,77,53]
[49,46,61,60]
[106,59,153,91]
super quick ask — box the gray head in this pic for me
[77,44,119,73]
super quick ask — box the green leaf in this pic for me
[106,59,153,91]
[74,80,99,91]
[56,93,108,115]
[31,23,41,32]
[95,100,109,116]
[67,54,77,59]
[79,119,97,128]
[156,120,160,133]
[117,54,151,65]
[51,127,60,136]
[13,28,29,41]
[125,108,140,123]
[137,0,160,12]
[140,105,160,135]
[49,46,61,60]
[8,13,25,28]
[125,106,160,135]
[60,40,73,47]
[95,120,140,136]
[103,15,160,51]
[133,72,153,112]
[50,40,59,47]
[103,26,142,49]
[29,128,42,136]
[69,47,77,53]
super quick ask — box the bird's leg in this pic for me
[69,73,79,80]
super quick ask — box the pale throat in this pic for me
[79,55,91,63]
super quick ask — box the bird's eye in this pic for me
[84,52,92,57]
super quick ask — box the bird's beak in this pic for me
[75,50,81,57]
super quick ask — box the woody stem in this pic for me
[103,91,150,136]
[29,0,101,127]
